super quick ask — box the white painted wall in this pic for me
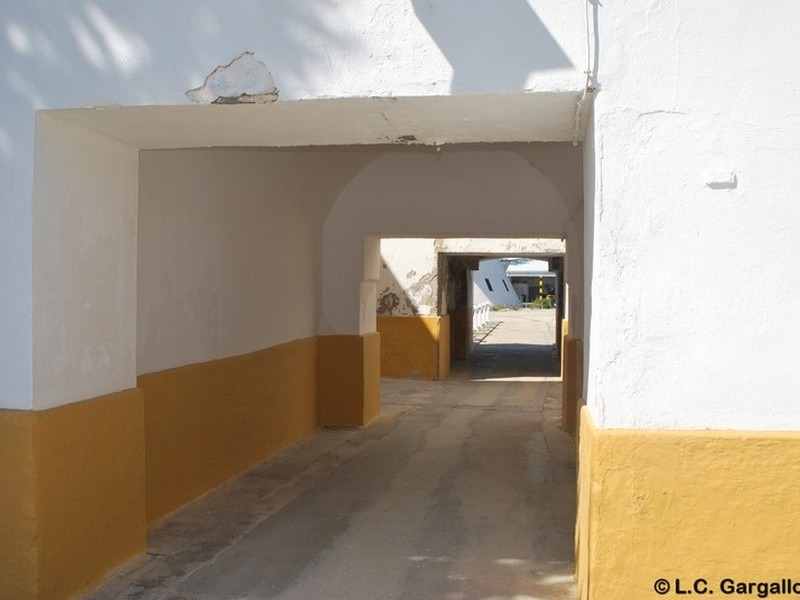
[582,103,596,425]
[31,115,139,410]
[378,239,439,317]
[137,148,371,375]
[1,1,585,408]
[321,146,581,336]
[12,0,797,433]
[586,1,800,430]
[473,260,521,307]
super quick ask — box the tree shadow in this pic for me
[0,0,364,163]
[411,0,573,94]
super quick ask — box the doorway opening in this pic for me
[375,237,567,384]
[467,255,563,381]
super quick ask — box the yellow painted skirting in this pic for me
[0,388,146,600]
[0,411,38,599]
[561,335,582,435]
[438,315,451,380]
[377,315,450,380]
[2,334,382,598]
[577,407,800,599]
[318,333,381,426]
[141,337,320,525]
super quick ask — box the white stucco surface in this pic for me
[379,239,439,317]
[585,1,800,430]
[32,115,139,410]
[5,0,799,432]
[137,148,372,376]
[2,0,585,408]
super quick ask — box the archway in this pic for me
[321,144,583,340]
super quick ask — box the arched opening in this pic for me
[321,144,584,416]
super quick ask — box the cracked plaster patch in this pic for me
[187,51,279,104]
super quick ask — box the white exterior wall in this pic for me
[9,0,798,431]
[587,1,800,430]
[1,0,585,409]
[378,239,438,317]
[473,260,521,307]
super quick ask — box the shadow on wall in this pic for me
[0,0,363,163]
[411,0,573,94]
[376,269,420,317]
[377,248,438,318]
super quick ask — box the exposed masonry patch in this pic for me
[407,272,436,310]
[377,291,401,316]
[187,51,279,104]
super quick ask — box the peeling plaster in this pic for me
[377,290,401,316]
[395,134,419,144]
[187,52,278,104]
[378,239,439,317]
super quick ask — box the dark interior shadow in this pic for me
[463,342,560,379]
[411,0,573,93]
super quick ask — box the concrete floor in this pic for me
[86,309,577,599]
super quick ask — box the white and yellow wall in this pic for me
[330,146,584,384]
[375,238,449,380]
[6,123,583,598]
[138,148,383,522]
[376,238,568,381]
[577,2,800,598]
[1,1,800,599]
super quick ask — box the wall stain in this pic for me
[378,291,401,316]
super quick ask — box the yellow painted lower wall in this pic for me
[561,335,582,435]
[36,389,146,599]
[577,407,800,600]
[438,316,451,381]
[0,412,38,599]
[318,333,381,426]
[1,334,382,598]
[141,337,319,525]
[376,315,450,380]
[0,389,146,600]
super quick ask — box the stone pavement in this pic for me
[85,308,576,599]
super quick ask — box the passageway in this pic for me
[86,310,576,599]
[465,307,560,381]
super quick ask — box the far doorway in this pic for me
[465,257,562,381]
